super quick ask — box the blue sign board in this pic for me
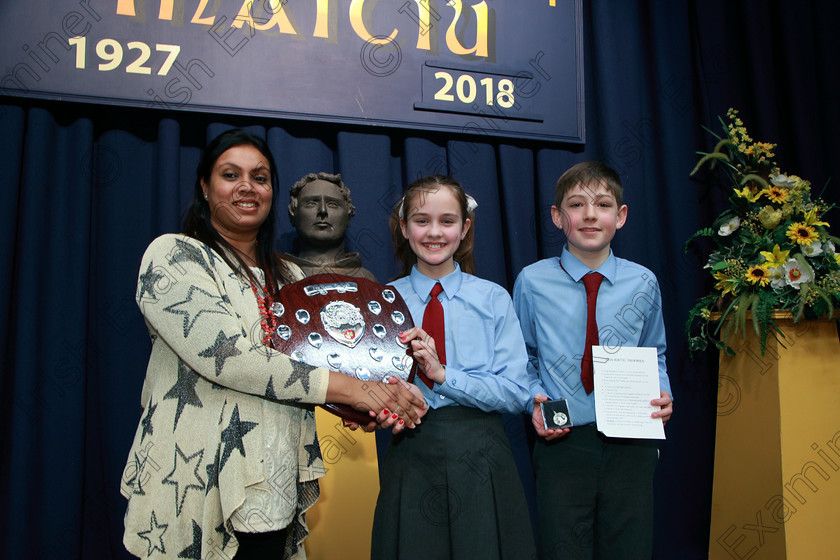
[0,0,584,143]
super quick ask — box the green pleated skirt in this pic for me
[371,406,536,560]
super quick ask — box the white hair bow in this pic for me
[397,193,478,218]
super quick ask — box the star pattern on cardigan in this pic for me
[198,330,242,377]
[125,452,148,496]
[205,444,221,495]
[138,261,164,302]
[228,271,250,296]
[283,360,315,394]
[219,404,257,471]
[265,376,277,400]
[137,510,168,556]
[178,519,203,560]
[163,359,204,431]
[162,443,206,517]
[164,285,231,338]
[140,398,156,443]
[215,520,234,550]
[170,238,215,278]
[304,440,322,467]
[202,243,219,270]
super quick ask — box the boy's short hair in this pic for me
[554,161,623,208]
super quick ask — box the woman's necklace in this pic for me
[251,271,280,346]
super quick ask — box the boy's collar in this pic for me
[560,245,616,284]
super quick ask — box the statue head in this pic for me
[288,172,355,250]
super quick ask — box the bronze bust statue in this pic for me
[286,172,376,281]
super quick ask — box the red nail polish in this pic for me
[392,413,398,420]
[383,408,390,415]
[399,419,404,425]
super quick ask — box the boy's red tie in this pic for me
[581,272,604,394]
[419,282,446,388]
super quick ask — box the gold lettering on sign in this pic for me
[232,0,298,34]
[445,0,488,57]
[313,0,329,38]
[349,0,398,45]
[158,0,174,20]
[112,1,492,59]
[116,0,136,16]
[414,0,431,51]
[192,0,216,24]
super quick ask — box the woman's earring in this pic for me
[204,193,208,200]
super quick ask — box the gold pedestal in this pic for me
[305,408,380,559]
[709,314,840,559]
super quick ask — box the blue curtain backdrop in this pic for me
[2,1,838,558]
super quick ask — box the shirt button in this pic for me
[439,395,445,400]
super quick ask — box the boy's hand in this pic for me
[651,390,673,426]
[531,394,570,441]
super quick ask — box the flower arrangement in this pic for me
[685,109,840,355]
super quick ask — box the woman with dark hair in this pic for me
[121,129,425,559]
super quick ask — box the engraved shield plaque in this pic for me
[269,273,416,423]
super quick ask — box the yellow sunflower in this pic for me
[744,265,771,286]
[786,222,818,246]
[762,186,789,203]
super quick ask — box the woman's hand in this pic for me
[398,326,445,384]
[341,419,376,432]
[371,377,428,434]
[326,372,427,433]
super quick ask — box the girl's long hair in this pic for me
[182,129,293,296]
[389,175,476,279]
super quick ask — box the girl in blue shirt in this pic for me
[371,175,536,560]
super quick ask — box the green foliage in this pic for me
[685,109,840,357]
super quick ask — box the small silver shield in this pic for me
[321,301,366,348]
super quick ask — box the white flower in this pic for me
[783,258,813,290]
[718,216,741,236]
[825,240,836,256]
[801,240,823,257]
[771,174,797,188]
[767,266,786,289]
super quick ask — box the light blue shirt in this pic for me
[513,246,670,426]
[390,264,531,413]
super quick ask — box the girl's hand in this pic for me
[399,327,445,384]
[372,377,429,434]
[327,373,426,430]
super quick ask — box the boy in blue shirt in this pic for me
[513,161,673,559]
